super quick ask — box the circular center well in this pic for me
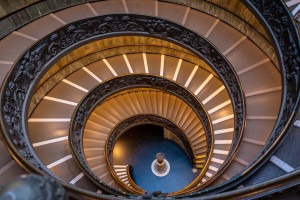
[113,124,200,193]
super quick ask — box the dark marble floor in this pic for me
[113,125,200,193]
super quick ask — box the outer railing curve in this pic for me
[0,14,245,197]
[69,74,213,194]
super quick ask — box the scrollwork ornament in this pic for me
[246,0,300,157]
[69,75,213,173]
[0,14,246,196]
[173,0,300,196]
[249,0,300,91]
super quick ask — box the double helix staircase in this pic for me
[0,0,299,199]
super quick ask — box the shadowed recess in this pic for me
[113,125,200,193]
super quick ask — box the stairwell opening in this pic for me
[113,124,199,193]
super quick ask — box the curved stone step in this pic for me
[0,0,283,195]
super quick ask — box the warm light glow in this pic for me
[113,145,123,161]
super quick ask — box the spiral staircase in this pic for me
[0,0,299,199]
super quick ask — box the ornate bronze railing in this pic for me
[0,0,297,198]
[104,113,203,193]
[29,42,213,116]
[163,0,279,68]
[175,0,300,197]
[69,74,213,194]
[185,167,300,200]
[0,14,245,197]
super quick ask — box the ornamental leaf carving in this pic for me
[0,14,248,195]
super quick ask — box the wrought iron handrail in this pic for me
[29,44,214,116]
[70,74,213,194]
[103,113,207,193]
[0,0,297,198]
[0,0,277,72]
[185,167,300,200]
[164,0,279,68]
[0,14,244,197]
[175,0,300,197]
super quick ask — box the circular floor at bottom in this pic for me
[113,125,200,193]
